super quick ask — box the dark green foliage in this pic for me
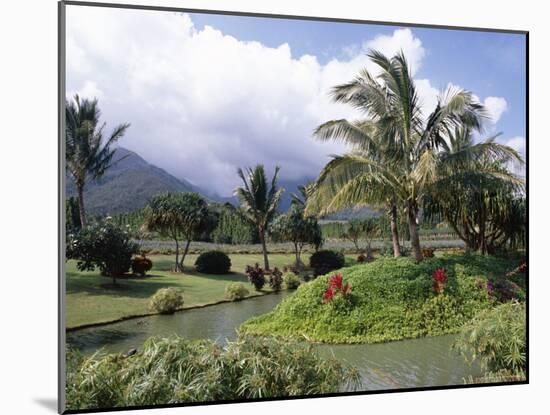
[241,255,521,343]
[144,192,214,271]
[148,288,184,314]
[66,221,139,284]
[309,250,346,276]
[268,267,283,291]
[225,283,249,301]
[211,205,259,244]
[131,255,153,276]
[66,197,81,233]
[65,336,361,410]
[245,263,266,291]
[454,301,526,380]
[270,205,323,263]
[194,251,231,274]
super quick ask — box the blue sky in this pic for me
[191,13,527,139]
[66,6,527,194]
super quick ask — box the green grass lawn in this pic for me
[65,253,356,329]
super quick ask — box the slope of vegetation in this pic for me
[240,255,523,344]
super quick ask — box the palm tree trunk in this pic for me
[259,229,270,270]
[179,239,191,272]
[389,204,401,257]
[174,237,180,272]
[407,201,423,261]
[77,184,87,228]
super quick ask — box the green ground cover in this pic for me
[65,253,356,328]
[240,254,523,344]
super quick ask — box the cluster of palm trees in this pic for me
[305,50,524,260]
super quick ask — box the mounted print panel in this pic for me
[59,1,528,413]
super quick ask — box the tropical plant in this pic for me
[270,205,323,264]
[131,255,153,276]
[225,282,249,301]
[245,263,266,291]
[65,336,361,410]
[143,192,213,272]
[309,250,345,276]
[148,287,184,314]
[423,128,525,254]
[66,196,81,233]
[268,267,283,291]
[66,221,138,285]
[235,165,284,270]
[307,51,521,261]
[65,95,130,228]
[194,251,231,274]
[453,301,526,379]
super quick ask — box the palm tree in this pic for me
[235,165,284,270]
[66,94,130,228]
[307,50,506,261]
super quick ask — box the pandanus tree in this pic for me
[66,95,130,228]
[144,192,213,272]
[306,50,505,261]
[423,127,524,254]
[235,165,284,270]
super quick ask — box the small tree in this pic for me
[270,205,323,265]
[66,221,139,285]
[362,217,380,260]
[144,192,213,272]
[342,219,363,252]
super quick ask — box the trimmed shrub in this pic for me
[309,250,345,276]
[225,282,249,301]
[131,256,153,276]
[148,288,184,314]
[194,250,231,274]
[65,336,361,410]
[245,263,266,291]
[269,267,283,291]
[283,273,301,289]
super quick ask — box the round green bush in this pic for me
[309,250,345,276]
[194,251,231,274]
[225,282,250,301]
[149,288,184,314]
[283,272,301,289]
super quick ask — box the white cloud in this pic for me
[483,96,508,123]
[65,7,484,196]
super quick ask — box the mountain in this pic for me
[66,147,197,215]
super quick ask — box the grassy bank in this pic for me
[65,253,355,328]
[240,254,524,344]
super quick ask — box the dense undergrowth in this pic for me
[240,255,524,344]
[66,335,361,410]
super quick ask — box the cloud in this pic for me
[483,96,508,123]
[65,7,499,196]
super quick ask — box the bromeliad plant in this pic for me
[323,273,351,303]
[432,268,447,294]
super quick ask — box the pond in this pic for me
[67,291,481,391]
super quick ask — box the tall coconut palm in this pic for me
[66,95,130,228]
[307,50,501,261]
[235,165,284,270]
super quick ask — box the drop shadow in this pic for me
[34,398,57,413]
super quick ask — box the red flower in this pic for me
[432,268,447,294]
[323,273,351,303]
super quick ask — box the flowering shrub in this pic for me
[357,254,366,263]
[422,248,435,258]
[432,268,447,294]
[323,273,351,303]
[225,282,249,301]
[245,263,265,291]
[283,272,301,289]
